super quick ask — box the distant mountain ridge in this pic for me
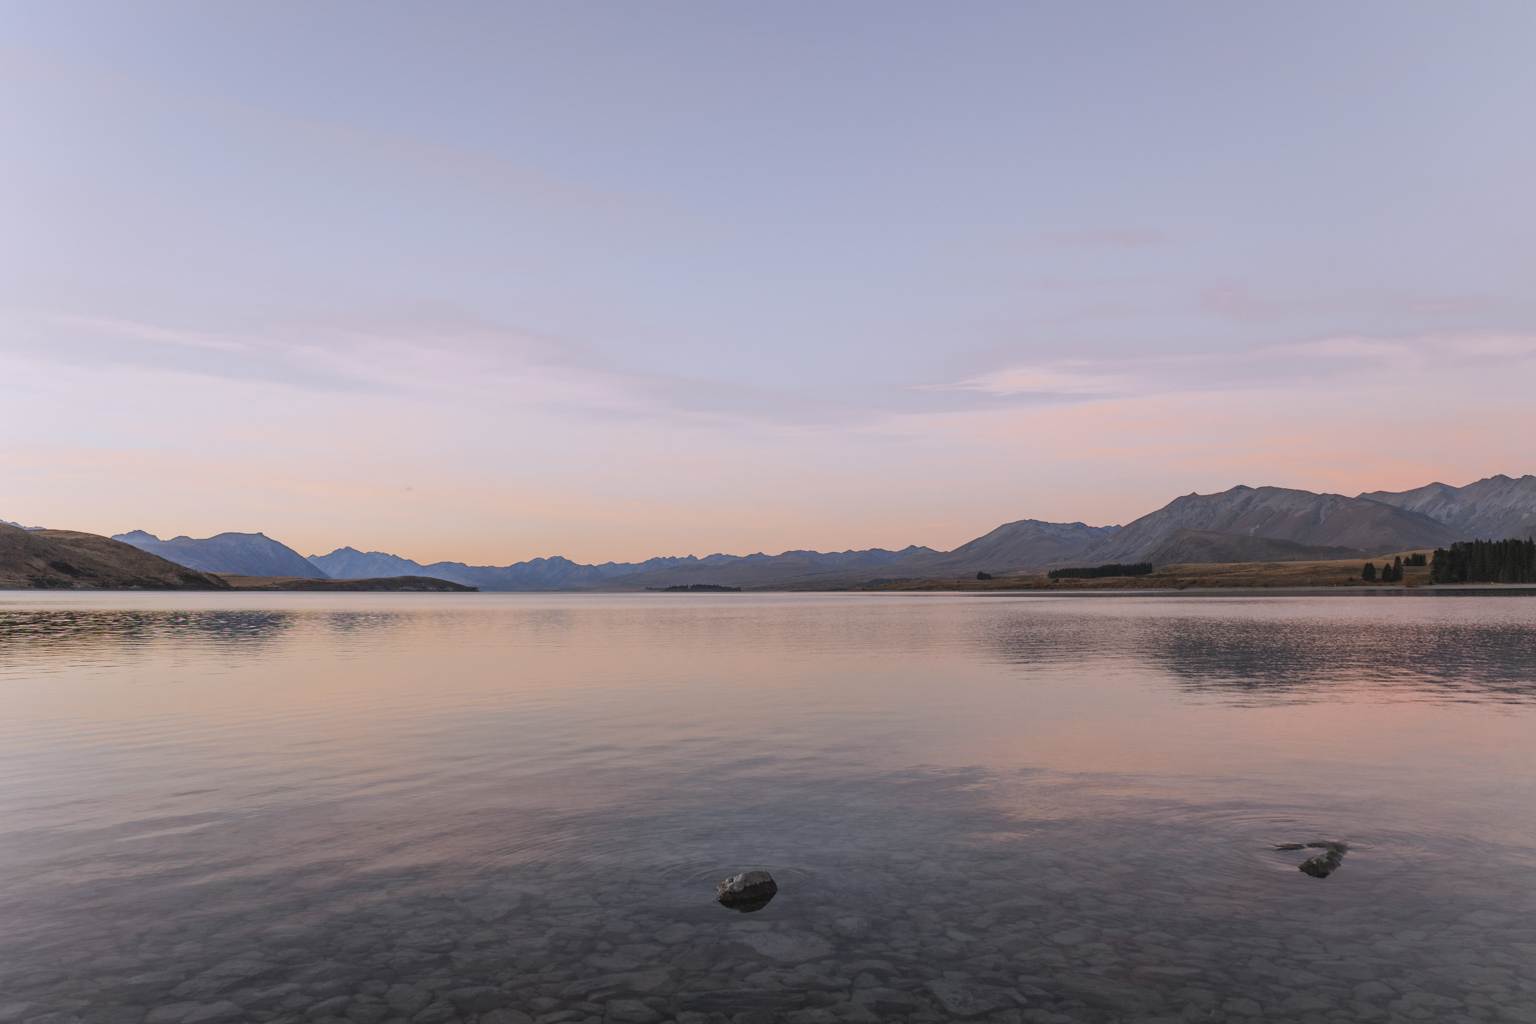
[305,544,941,592]
[920,519,1119,575]
[1084,484,1457,566]
[1361,474,1536,541]
[90,473,1536,591]
[309,474,1535,588]
[567,545,942,592]
[114,531,327,579]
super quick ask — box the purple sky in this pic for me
[4,3,1535,562]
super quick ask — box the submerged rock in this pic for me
[739,930,831,962]
[925,978,1018,1017]
[1277,840,1348,878]
[715,870,778,911]
[1298,853,1342,877]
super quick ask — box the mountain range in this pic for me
[112,531,328,579]
[1084,484,1458,565]
[1360,475,1536,541]
[90,473,1536,591]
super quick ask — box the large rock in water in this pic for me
[1298,842,1347,878]
[716,870,777,912]
[1275,840,1348,878]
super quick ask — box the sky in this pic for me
[3,2,1535,564]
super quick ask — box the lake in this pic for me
[2,592,1534,1024]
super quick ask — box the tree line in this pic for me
[1048,562,1154,580]
[1429,538,1536,584]
[1361,554,1418,582]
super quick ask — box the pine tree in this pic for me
[1428,538,1536,584]
[1362,562,1377,582]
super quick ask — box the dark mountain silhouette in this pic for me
[591,546,941,591]
[1082,485,1457,565]
[1,523,229,590]
[306,547,700,589]
[306,525,1117,591]
[114,531,327,579]
[307,545,939,591]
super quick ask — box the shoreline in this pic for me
[6,583,1536,598]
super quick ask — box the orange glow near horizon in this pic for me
[4,356,1532,565]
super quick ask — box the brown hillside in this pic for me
[0,524,229,590]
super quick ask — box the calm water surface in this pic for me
[2,592,1535,1024]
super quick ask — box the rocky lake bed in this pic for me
[6,837,1533,1024]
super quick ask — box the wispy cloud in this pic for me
[3,308,860,430]
[40,314,251,353]
[921,331,1536,403]
[920,363,1133,399]
[20,311,1536,436]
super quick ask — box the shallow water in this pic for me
[2,592,1535,1024]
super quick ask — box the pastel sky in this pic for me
[4,2,1535,564]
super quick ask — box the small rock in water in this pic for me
[715,869,778,912]
[1295,841,1348,878]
